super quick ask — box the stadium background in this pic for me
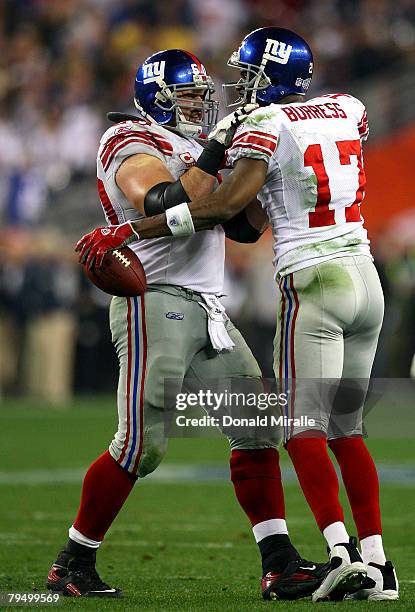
[0,1,414,609]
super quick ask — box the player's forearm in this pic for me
[131,158,268,238]
[180,167,216,199]
[131,190,229,239]
[190,188,238,223]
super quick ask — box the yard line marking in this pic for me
[0,464,414,485]
[107,541,236,549]
[0,537,243,549]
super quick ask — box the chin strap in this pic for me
[177,121,203,138]
[176,106,203,137]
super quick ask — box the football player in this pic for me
[80,29,399,602]
[49,49,328,599]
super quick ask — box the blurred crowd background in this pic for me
[1,0,415,403]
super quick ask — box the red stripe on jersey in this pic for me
[358,114,368,135]
[151,132,174,148]
[357,111,367,125]
[103,136,172,172]
[97,178,119,224]
[101,130,173,169]
[103,136,172,171]
[228,142,276,157]
[231,134,277,153]
[320,93,353,99]
[231,131,278,156]
[103,138,144,171]
[101,133,166,167]
[150,133,174,155]
[233,130,278,145]
[101,131,142,167]
[102,129,139,149]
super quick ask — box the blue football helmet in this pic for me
[134,49,218,137]
[223,27,313,107]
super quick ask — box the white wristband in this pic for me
[166,202,195,237]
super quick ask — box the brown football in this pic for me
[83,247,147,297]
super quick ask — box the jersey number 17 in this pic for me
[304,139,365,228]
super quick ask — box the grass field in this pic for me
[0,397,414,611]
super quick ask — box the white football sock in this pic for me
[323,521,349,550]
[360,534,386,565]
[253,519,288,543]
[69,526,101,549]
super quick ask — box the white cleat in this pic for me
[345,560,399,601]
[312,537,367,602]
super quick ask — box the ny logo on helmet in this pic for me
[143,61,166,84]
[263,39,293,65]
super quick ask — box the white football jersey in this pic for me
[226,94,372,277]
[97,118,224,293]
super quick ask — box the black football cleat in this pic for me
[262,558,330,600]
[46,550,123,598]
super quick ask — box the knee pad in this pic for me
[145,355,185,408]
[136,425,168,478]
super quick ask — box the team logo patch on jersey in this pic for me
[166,312,184,320]
[179,152,196,166]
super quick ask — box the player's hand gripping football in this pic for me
[208,103,258,147]
[75,222,139,270]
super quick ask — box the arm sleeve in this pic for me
[222,209,263,243]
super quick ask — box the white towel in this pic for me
[198,294,235,352]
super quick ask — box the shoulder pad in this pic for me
[107,112,143,123]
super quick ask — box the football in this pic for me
[83,247,147,297]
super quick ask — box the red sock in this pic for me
[287,436,344,531]
[73,451,136,542]
[328,436,381,539]
[230,448,285,525]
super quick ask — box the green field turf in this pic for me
[0,398,414,611]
